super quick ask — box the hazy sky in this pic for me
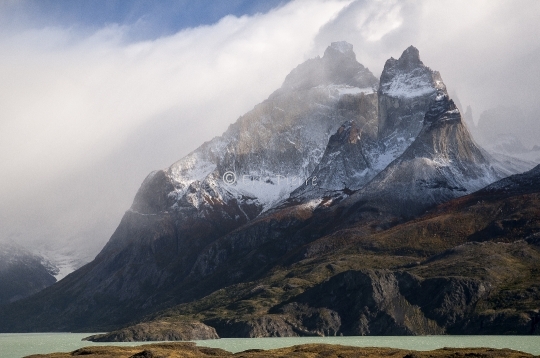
[1,0,539,262]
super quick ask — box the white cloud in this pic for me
[0,1,348,184]
[313,0,540,119]
[0,0,350,258]
[355,0,403,42]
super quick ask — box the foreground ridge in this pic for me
[24,342,536,358]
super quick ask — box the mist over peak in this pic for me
[280,40,378,91]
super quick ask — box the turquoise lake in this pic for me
[1,334,539,358]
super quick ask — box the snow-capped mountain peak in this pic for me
[379,46,444,100]
[282,47,490,209]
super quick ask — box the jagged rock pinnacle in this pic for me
[280,41,378,91]
[323,41,356,61]
[398,45,422,68]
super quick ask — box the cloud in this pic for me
[312,0,540,122]
[0,0,350,259]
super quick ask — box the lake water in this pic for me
[1,334,539,358]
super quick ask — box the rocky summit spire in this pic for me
[397,45,422,70]
[323,41,356,61]
[379,46,441,100]
[377,46,446,157]
[280,41,378,91]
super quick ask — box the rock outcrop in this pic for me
[85,321,218,342]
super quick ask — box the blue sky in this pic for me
[0,0,290,39]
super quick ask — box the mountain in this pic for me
[0,43,519,334]
[176,57,502,310]
[281,41,378,92]
[283,47,499,225]
[89,164,540,340]
[179,47,502,297]
[0,242,57,305]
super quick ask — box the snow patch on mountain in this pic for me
[381,72,436,98]
[169,151,219,196]
[303,198,323,210]
[337,86,375,96]
[316,84,376,98]
[226,174,301,211]
[35,243,95,281]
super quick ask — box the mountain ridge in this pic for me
[87,163,540,340]
[0,42,531,335]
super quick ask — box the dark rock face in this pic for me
[206,316,297,338]
[206,303,341,338]
[0,243,56,305]
[292,117,377,198]
[456,310,540,335]
[131,170,176,214]
[480,164,540,195]
[271,269,487,336]
[278,303,342,336]
[397,274,489,328]
[204,307,342,338]
[308,120,374,190]
[200,269,493,338]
